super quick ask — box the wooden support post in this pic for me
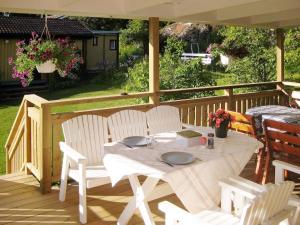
[224,89,234,111]
[24,100,32,174]
[276,28,284,83]
[149,17,160,105]
[276,29,286,105]
[39,103,52,194]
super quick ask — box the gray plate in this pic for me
[161,152,195,165]
[122,136,148,147]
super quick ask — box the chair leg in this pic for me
[78,163,87,224]
[59,154,69,202]
[255,147,265,183]
[262,148,272,184]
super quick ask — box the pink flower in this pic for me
[215,118,221,128]
[31,31,38,38]
[8,57,13,65]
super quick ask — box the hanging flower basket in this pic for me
[8,32,83,87]
[36,60,56,73]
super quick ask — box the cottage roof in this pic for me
[0,16,93,38]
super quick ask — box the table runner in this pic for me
[103,127,262,213]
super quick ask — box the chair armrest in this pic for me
[59,141,86,164]
[159,201,193,222]
[273,160,300,174]
[219,176,263,200]
[219,176,264,214]
[273,160,300,184]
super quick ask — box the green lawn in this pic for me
[0,80,135,174]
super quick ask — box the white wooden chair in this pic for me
[107,109,148,142]
[146,105,182,134]
[159,176,295,225]
[59,115,110,224]
[273,160,300,225]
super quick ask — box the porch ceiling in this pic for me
[0,0,299,28]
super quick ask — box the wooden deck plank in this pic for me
[0,155,298,225]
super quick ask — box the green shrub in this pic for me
[126,37,216,101]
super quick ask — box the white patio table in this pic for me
[103,127,262,225]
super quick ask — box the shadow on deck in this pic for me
[0,155,298,225]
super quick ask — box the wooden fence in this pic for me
[5,81,292,193]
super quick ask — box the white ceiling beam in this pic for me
[215,0,300,21]
[0,0,298,27]
[173,0,261,17]
[262,19,300,28]
[124,0,172,13]
[251,8,300,25]
[219,8,300,26]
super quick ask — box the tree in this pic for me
[216,26,276,85]
[71,17,128,30]
[120,20,149,55]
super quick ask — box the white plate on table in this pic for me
[161,152,195,165]
[122,136,148,147]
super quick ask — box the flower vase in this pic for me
[36,60,56,73]
[215,121,229,138]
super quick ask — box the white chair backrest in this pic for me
[62,115,109,165]
[107,109,147,142]
[146,105,182,134]
[292,91,300,106]
[240,181,294,225]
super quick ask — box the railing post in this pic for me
[39,103,52,194]
[224,88,234,111]
[276,28,284,83]
[24,100,32,174]
[276,29,286,105]
[149,17,160,105]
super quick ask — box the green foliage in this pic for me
[126,37,216,101]
[218,26,274,54]
[285,28,300,76]
[227,48,276,84]
[216,26,276,86]
[71,17,128,30]
[119,43,143,67]
[120,20,149,55]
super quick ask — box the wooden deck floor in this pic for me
[0,155,295,225]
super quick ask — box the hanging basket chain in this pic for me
[40,14,51,40]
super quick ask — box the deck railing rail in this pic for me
[5,81,294,193]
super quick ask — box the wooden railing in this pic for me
[5,81,292,193]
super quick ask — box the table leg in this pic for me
[118,175,160,225]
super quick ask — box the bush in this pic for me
[227,48,276,85]
[126,37,216,101]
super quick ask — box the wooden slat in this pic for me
[269,141,300,157]
[5,98,25,149]
[27,163,41,180]
[8,118,25,159]
[52,122,62,181]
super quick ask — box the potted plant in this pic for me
[209,108,234,138]
[8,32,83,87]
